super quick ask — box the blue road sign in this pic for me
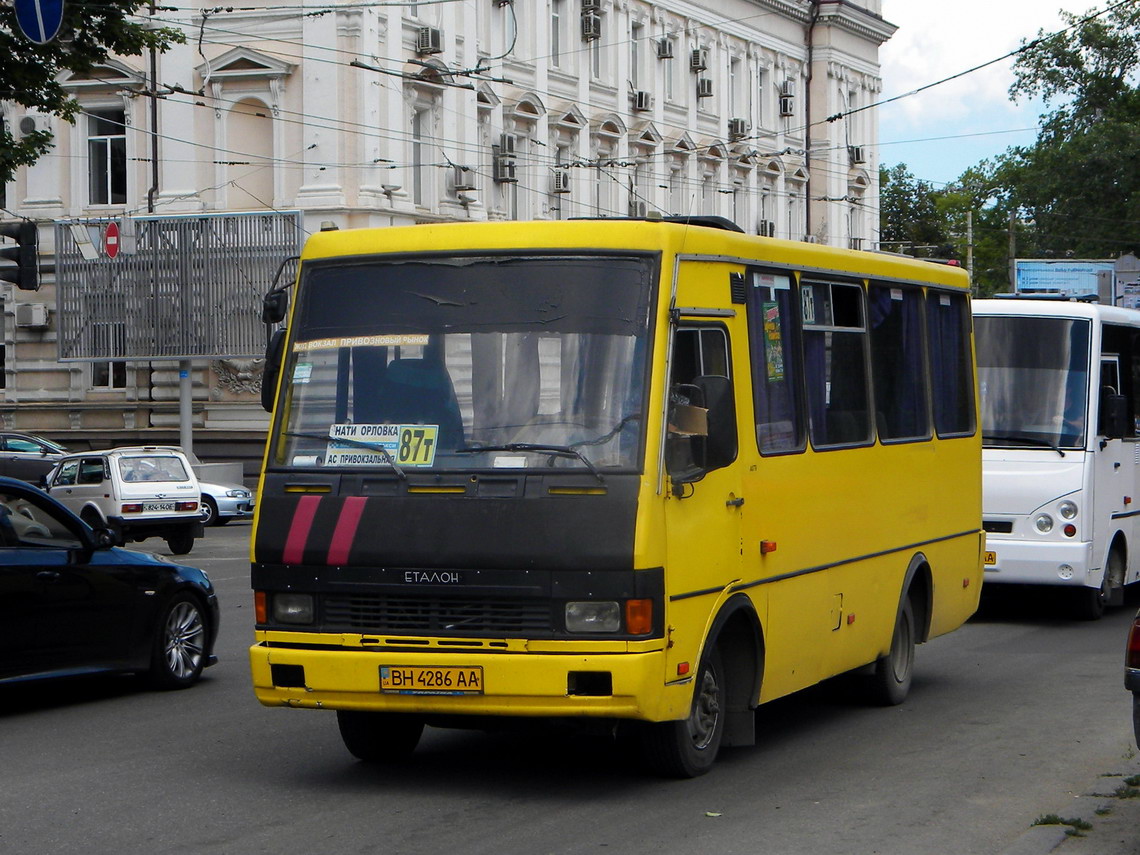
[12,0,65,44]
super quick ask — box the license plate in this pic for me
[984,550,997,565]
[143,501,176,512]
[380,665,483,695]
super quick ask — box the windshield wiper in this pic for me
[454,443,604,483]
[284,431,407,479]
[576,413,641,448]
[983,432,1066,457]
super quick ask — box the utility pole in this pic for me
[966,210,974,289]
[1008,211,1017,292]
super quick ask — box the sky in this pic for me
[877,0,1097,187]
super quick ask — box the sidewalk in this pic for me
[1001,748,1140,855]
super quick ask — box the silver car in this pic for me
[198,479,254,526]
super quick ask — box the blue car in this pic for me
[0,476,219,689]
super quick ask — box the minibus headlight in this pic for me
[1058,501,1078,520]
[566,601,621,633]
[273,593,314,624]
[1035,514,1054,534]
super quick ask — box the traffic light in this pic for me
[0,221,39,291]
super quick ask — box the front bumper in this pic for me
[983,538,1097,587]
[249,641,688,722]
[215,497,254,520]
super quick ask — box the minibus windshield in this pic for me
[271,254,655,473]
[976,315,1090,450]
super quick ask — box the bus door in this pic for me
[1092,352,1132,593]
[662,317,745,673]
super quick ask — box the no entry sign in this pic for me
[12,0,65,44]
[103,221,120,259]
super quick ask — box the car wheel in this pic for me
[336,710,424,762]
[867,597,916,706]
[1072,575,1109,621]
[635,646,725,778]
[148,594,208,689]
[166,528,195,555]
[201,496,218,527]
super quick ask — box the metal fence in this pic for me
[55,211,303,361]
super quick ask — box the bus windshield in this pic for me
[271,254,655,473]
[976,315,1091,450]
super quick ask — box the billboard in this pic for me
[1013,259,1114,298]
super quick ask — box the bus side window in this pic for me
[927,291,976,437]
[802,281,872,448]
[746,271,805,454]
[667,326,736,478]
[869,284,930,442]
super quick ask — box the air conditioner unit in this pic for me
[696,77,713,98]
[499,132,517,156]
[629,200,648,217]
[416,26,443,55]
[581,11,601,41]
[690,48,708,72]
[15,303,49,329]
[452,165,476,192]
[553,170,572,193]
[493,154,517,183]
[728,117,748,139]
[633,90,653,112]
[759,219,776,237]
[781,79,796,97]
[779,95,795,116]
[17,115,43,136]
[656,38,674,60]
[581,0,601,10]
[848,145,866,165]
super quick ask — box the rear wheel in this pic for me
[868,597,915,706]
[336,710,424,762]
[166,528,195,555]
[635,647,725,778]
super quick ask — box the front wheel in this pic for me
[635,647,725,778]
[1071,576,1109,621]
[336,711,424,763]
[147,594,208,689]
[200,496,218,527]
[867,598,915,706]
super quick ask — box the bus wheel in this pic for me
[868,598,915,706]
[636,647,725,778]
[1072,574,1111,621]
[336,710,424,762]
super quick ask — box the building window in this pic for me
[0,344,6,390]
[88,108,126,206]
[551,0,563,67]
[630,22,642,89]
[411,109,428,206]
[92,321,127,389]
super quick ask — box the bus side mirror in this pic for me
[666,377,737,487]
[694,375,737,471]
[261,329,287,413]
[262,290,289,324]
[1102,393,1129,439]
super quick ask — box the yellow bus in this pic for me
[249,217,983,777]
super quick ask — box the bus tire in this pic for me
[636,647,725,778]
[868,597,915,706]
[1072,574,1110,621]
[336,710,424,762]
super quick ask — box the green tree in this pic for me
[878,163,950,258]
[999,3,1140,258]
[0,2,184,185]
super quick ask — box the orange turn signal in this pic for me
[625,599,653,635]
[254,590,267,624]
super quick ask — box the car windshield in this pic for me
[976,315,1090,449]
[118,456,190,482]
[269,254,655,473]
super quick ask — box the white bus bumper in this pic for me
[984,538,1099,588]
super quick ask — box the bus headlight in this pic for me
[1058,501,1078,520]
[1034,514,1054,534]
[566,601,621,633]
[273,593,314,624]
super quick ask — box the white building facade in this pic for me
[0,0,895,454]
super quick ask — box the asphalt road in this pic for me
[1,523,1137,855]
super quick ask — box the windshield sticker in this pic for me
[325,423,439,467]
[294,334,431,352]
[492,456,528,469]
[292,362,313,384]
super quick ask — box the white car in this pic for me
[198,479,254,526]
[45,446,204,554]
